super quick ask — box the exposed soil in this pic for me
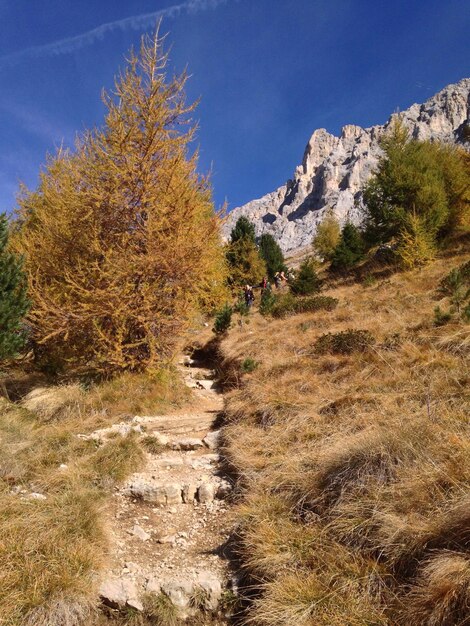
[101,356,236,615]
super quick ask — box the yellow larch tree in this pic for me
[13,33,228,374]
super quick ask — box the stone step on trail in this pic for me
[100,570,226,618]
[123,477,232,505]
[100,357,235,621]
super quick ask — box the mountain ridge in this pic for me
[223,78,470,253]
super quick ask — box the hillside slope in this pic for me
[223,78,470,252]
[219,237,470,625]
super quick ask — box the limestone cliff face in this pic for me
[223,78,470,253]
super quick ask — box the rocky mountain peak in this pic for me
[223,78,470,253]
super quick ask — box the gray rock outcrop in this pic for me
[223,78,470,253]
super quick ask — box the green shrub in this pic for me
[272,294,338,318]
[433,306,452,327]
[290,258,322,295]
[362,273,377,287]
[439,260,470,296]
[463,303,470,323]
[234,293,250,317]
[0,213,30,360]
[314,329,375,355]
[438,260,470,322]
[241,358,259,373]
[259,286,277,315]
[213,304,233,334]
[439,260,470,312]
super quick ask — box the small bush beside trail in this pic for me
[270,294,338,318]
[213,304,233,335]
[433,260,470,325]
[241,358,259,373]
[259,287,277,315]
[234,293,250,317]
[439,260,470,314]
[439,260,470,296]
[433,306,452,327]
[314,329,375,355]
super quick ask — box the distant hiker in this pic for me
[244,284,255,308]
[280,270,287,282]
[274,272,281,289]
[260,276,268,292]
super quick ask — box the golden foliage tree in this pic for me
[396,212,435,270]
[312,208,340,261]
[13,33,228,373]
[226,237,267,288]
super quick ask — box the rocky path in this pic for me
[98,356,235,620]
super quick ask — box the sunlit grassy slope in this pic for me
[0,371,187,626]
[220,238,470,626]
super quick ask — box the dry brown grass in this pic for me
[0,367,184,626]
[248,569,387,626]
[220,245,470,625]
[399,553,470,625]
[20,368,189,426]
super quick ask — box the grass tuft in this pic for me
[400,553,470,626]
[313,328,375,355]
[142,592,181,625]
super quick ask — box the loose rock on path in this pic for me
[98,356,235,620]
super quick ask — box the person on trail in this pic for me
[274,272,281,289]
[260,276,268,292]
[244,284,255,308]
[280,270,287,283]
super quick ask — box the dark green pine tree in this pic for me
[230,216,256,243]
[330,222,365,272]
[259,233,285,279]
[291,258,322,295]
[0,214,29,360]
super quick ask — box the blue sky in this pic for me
[0,0,468,214]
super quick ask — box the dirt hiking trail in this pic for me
[96,354,236,620]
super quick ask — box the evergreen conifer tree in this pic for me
[230,216,256,243]
[291,258,321,295]
[330,223,365,271]
[226,217,266,287]
[259,233,285,278]
[364,119,470,245]
[0,214,29,360]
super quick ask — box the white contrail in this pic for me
[0,0,229,68]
